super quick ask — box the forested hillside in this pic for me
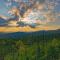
[0,29,60,60]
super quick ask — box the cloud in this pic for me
[13,0,22,2]
[43,12,54,21]
[7,21,18,26]
[5,0,58,27]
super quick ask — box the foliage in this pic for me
[0,32,60,60]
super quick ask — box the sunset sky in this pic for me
[0,0,60,32]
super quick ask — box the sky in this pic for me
[0,0,60,29]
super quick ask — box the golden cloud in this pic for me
[0,25,59,33]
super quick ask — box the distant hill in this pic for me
[0,29,60,39]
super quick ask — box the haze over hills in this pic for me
[0,29,60,39]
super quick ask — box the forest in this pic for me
[0,29,60,60]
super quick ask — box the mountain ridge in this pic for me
[0,29,60,39]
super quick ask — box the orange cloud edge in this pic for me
[0,25,60,33]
